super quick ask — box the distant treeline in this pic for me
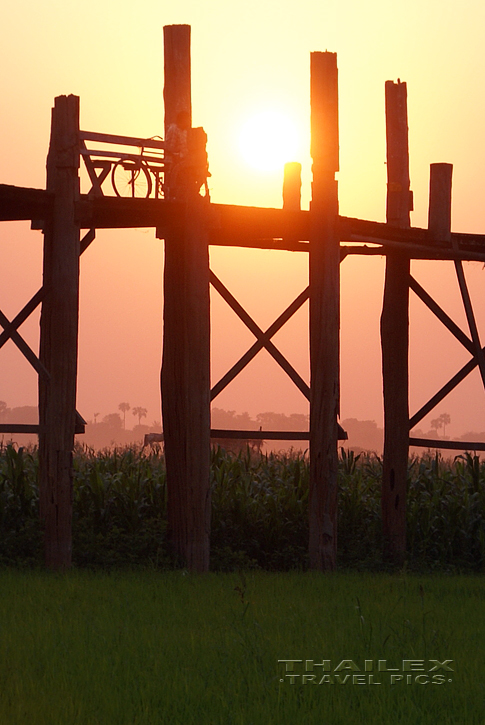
[2,402,485,454]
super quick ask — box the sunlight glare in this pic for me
[238,110,300,172]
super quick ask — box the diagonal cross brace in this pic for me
[453,258,485,387]
[80,139,111,197]
[0,287,45,351]
[209,270,310,400]
[410,275,474,354]
[0,305,50,379]
[0,221,95,437]
[409,270,485,429]
[0,295,85,433]
[0,228,94,380]
[0,285,50,379]
[80,228,96,254]
[409,346,485,430]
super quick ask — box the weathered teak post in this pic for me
[381,80,411,565]
[308,52,340,570]
[39,94,81,569]
[161,25,211,571]
[428,163,452,242]
[283,162,302,211]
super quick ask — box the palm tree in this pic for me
[118,402,130,429]
[430,417,444,438]
[132,406,148,426]
[439,412,451,438]
[431,412,451,439]
[0,401,8,422]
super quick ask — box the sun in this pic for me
[238,110,300,172]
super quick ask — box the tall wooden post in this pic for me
[161,25,211,571]
[283,162,302,211]
[308,52,340,570]
[39,95,81,569]
[381,80,411,565]
[428,163,452,241]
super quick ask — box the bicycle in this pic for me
[110,148,210,201]
[111,140,165,199]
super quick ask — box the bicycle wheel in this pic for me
[111,159,152,198]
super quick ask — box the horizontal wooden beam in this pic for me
[211,427,348,440]
[4,185,485,259]
[74,199,420,246]
[0,409,85,436]
[0,424,39,434]
[452,231,485,254]
[409,436,485,452]
[76,196,182,230]
[0,184,53,222]
[209,236,309,252]
[75,198,313,238]
[209,204,311,245]
[341,244,485,263]
[77,198,485,255]
[80,130,165,149]
[211,429,307,440]
[80,148,164,165]
[341,215,424,245]
[341,215,485,255]
[0,418,85,435]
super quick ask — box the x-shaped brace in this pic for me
[210,270,309,401]
[0,288,49,379]
[0,227,95,397]
[80,140,111,197]
[410,268,485,428]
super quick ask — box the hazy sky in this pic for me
[2,0,485,437]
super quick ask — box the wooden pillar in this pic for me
[428,163,452,240]
[308,52,340,571]
[381,80,411,565]
[39,95,81,569]
[163,24,192,129]
[161,25,211,572]
[283,162,302,211]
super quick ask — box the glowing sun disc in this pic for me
[238,110,299,172]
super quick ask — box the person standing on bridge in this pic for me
[165,111,210,200]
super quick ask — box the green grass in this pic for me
[0,569,482,724]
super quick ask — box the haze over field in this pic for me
[2,0,485,439]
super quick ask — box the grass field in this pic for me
[0,444,484,721]
[0,569,483,724]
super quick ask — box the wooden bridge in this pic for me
[2,24,485,571]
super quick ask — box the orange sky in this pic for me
[2,1,485,438]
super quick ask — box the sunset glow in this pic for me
[237,111,300,172]
[2,0,485,441]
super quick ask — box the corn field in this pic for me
[0,442,484,571]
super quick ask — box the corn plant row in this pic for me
[0,442,484,570]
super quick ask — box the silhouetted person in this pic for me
[166,110,190,162]
[165,111,210,200]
